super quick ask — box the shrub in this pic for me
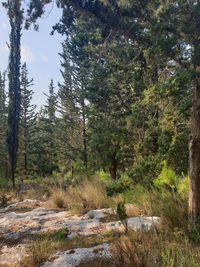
[95,169,110,183]
[153,161,178,191]
[142,190,188,230]
[106,174,133,196]
[52,191,66,208]
[0,175,8,191]
[30,238,55,266]
[62,179,112,214]
[116,201,128,233]
[111,230,200,267]
[177,175,189,198]
[0,192,11,206]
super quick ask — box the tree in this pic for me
[31,82,58,177]
[0,72,8,177]
[18,63,37,177]
[3,0,23,188]
[24,0,200,226]
[57,45,82,171]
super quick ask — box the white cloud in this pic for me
[41,55,48,63]
[21,45,36,63]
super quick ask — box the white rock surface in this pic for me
[0,244,29,266]
[0,200,160,240]
[41,243,111,267]
[0,199,160,266]
[4,199,42,211]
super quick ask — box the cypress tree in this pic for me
[3,0,23,188]
[0,72,8,178]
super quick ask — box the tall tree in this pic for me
[0,72,8,177]
[58,42,85,171]
[3,0,23,188]
[32,82,58,177]
[43,80,58,175]
[18,63,37,177]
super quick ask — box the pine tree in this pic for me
[32,82,58,177]
[3,0,23,188]
[58,42,87,172]
[43,80,58,175]
[18,63,37,177]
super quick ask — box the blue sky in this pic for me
[0,1,64,108]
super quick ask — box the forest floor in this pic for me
[0,198,159,267]
[1,177,200,267]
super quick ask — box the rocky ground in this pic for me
[0,199,160,267]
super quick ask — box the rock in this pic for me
[105,216,160,232]
[0,203,160,241]
[82,208,113,220]
[0,244,29,266]
[4,199,42,211]
[41,244,111,267]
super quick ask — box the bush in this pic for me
[95,169,110,183]
[106,174,133,196]
[153,161,178,190]
[52,191,66,208]
[111,230,200,267]
[0,192,11,206]
[116,201,128,233]
[54,179,112,214]
[177,175,189,198]
[0,175,8,191]
[30,238,55,266]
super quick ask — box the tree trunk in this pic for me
[109,152,117,180]
[189,40,200,227]
[11,163,15,189]
[189,72,200,227]
[81,95,88,170]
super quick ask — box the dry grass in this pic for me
[20,230,118,267]
[125,203,144,217]
[47,179,120,214]
[111,230,200,267]
[50,190,66,208]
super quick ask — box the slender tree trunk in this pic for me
[189,42,200,227]
[81,95,88,170]
[24,144,27,176]
[189,77,200,226]
[109,152,117,180]
[11,160,15,189]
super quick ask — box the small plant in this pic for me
[30,238,55,266]
[53,228,69,241]
[52,191,65,208]
[0,192,10,207]
[117,201,128,233]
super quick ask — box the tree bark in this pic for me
[189,38,200,227]
[109,152,117,180]
[81,94,88,170]
[189,69,200,226]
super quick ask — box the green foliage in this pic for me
[116,201,128,233]
[51,228,69,241]
[177,176,189,198]
[107,174,133,196]
[153,161,178,190]
[95,169,110,183]
[0,175,8,191]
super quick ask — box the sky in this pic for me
[0,1,64,108]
